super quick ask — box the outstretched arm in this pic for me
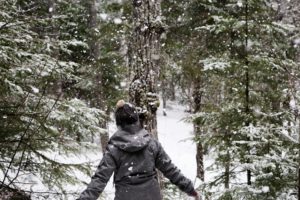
[77,146,117,200]
[154,140,199,198]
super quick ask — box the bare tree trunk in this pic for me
[195,129,204,181]
[298,119,300,200]
[161,77,167,116]
[225,150,230,189]
[86,0,110,150]
[170,74,176,101]
[100,109,110,152]
[129,0,164,138]
[245,67,251,186]
[244,0,252,186]
[193,77,204,181]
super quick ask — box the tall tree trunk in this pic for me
[100,109,110,152]
[86,0,109,150]
[170,74,176,101]
[161,75,167,116]
[129,0,163,138]
[245,0,251,186]
[298,118,300,200]
[193,77,204,181]
[129,0,164,194]
[224,150,230,189]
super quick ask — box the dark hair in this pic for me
[115,103,139,126]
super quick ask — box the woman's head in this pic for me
[115,100,139,126]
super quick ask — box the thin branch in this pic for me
[6,92,62,187]
[0,84,48,187]
[0,22,10,31]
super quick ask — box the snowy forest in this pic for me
[0,0,300,199]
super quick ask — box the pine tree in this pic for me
[0,0,109,198]
[186,0,298,199]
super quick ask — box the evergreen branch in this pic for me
[1,52,67,187]
[0,137,56,143]
[28,146,94,168]
[207,166,238,187]
[2,59,52,138]
[5,92,62,188]
[0,22,10,31]
[0,83,48,188]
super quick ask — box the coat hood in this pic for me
[110,123,151,152]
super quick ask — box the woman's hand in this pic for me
[189,190,201,200]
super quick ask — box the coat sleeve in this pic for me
[154,140,196,195]
[77,145,117,200]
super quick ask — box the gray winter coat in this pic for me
[77,123,195,200]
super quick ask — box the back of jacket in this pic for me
[111,140,158,185]
[77,123,195,200]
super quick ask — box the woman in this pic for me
[77,100,200,200]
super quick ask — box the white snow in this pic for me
[120,81,127,87]
[100,13,108,21]
[113,18,122,24]
[157,101,196,182]
[200,57,230,71]
[237,1,243,7]
[294,38,300,47]
[141,25,149,32]
[262,186,270,193]
[31,86,39,93]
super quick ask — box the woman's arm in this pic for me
[154,140,199,198]
[77,145,117,200]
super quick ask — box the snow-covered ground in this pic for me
[1,101,202,200]
[157,101,196,183]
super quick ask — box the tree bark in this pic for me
[86,0,109,150]
[100,108,111,152]
[129,0,163,138]
[245,0,251,186]
[193,77,204,181]
[161,77,167,116]
[170,74,176,101]
[225,151,230,189]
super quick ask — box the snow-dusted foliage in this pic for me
[0,0,112,199]
[181,0,299,199]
